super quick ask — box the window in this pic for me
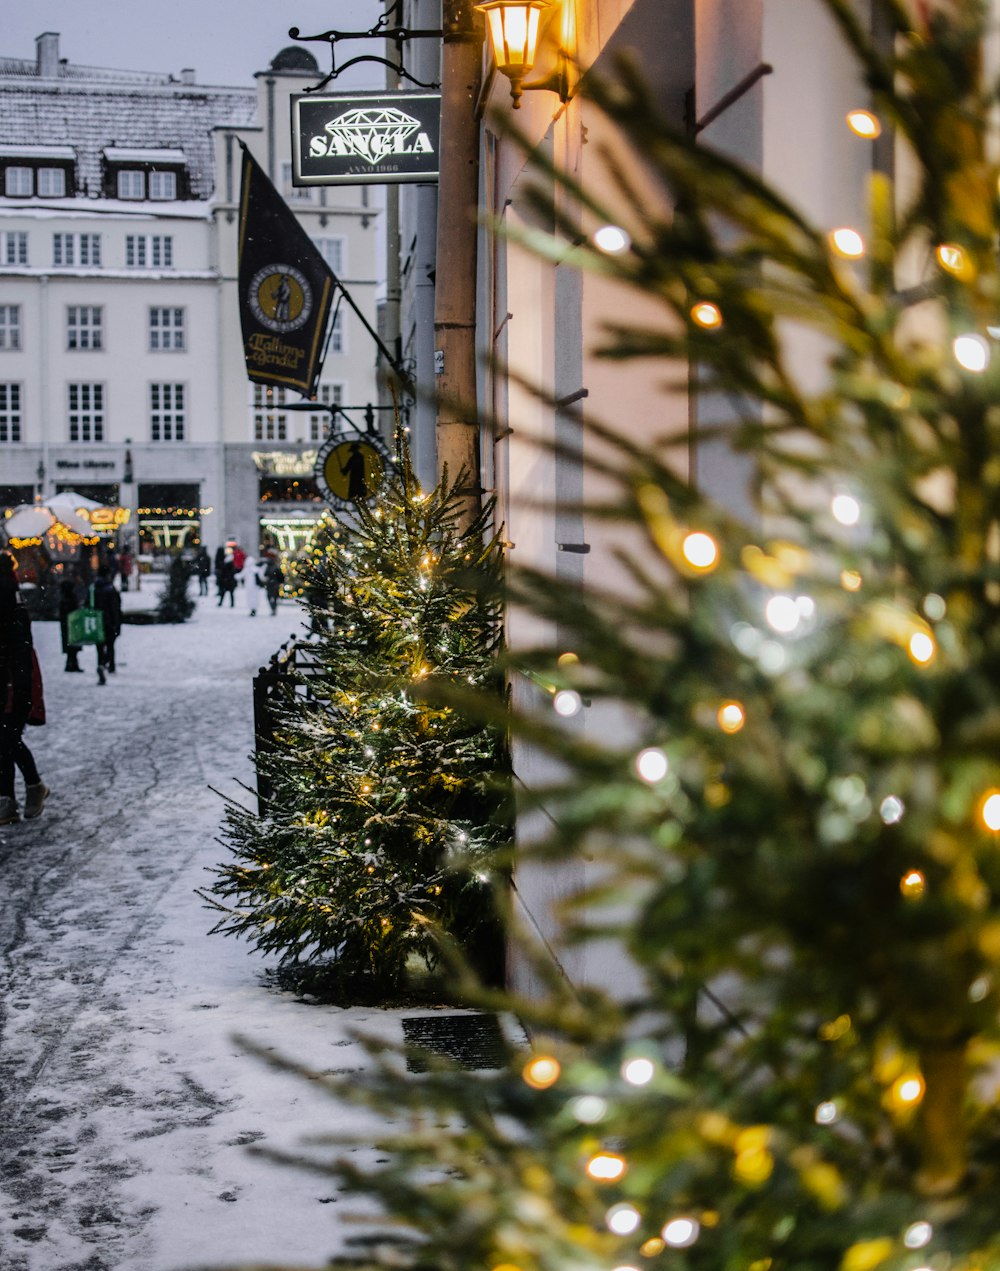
[126,235,173,268]
[150,383,185,441]
[67,306,103,351]
[0,307,21,351]
[4,167,32,197]
[149,307,184,351]
[148,171,177,201]
[329,308,344,354]
[0,384,22,442]
[314,237,345,274]
[282,162,311,201]
[251,384,289,441]
[117,170,145,200]
[0,231,27,265]
[68,383,104,442]
[53,233,101,267]
[308,383,345,440]
[37,167,66,197]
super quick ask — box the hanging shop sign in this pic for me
[237,144,335,395]
[315,429,395,511]
[291,91,441,187]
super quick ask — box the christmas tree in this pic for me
[156,555,195,623]
[210,4,1000,1271]
[204,443,509,995]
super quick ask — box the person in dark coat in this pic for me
[58,574,84,672]
[0,554,48,824]
[216,549,237,607]
[92,566,123,685]
[195,545,211,596]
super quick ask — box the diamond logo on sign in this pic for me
[293,92,441,187]
[321,107,428,166]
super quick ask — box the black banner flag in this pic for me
[237,143,335,395]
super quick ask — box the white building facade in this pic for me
[0,33,381,562]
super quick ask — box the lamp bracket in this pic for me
[290,2,444,94]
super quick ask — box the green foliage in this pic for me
[205,444,510,994]
[212,5,1000,1271]
[157,556,195,623]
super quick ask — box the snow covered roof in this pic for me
[0,144,76,159]
[0,61,256,200]
[103,146,188,165]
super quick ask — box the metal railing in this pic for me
[251,637,326,814]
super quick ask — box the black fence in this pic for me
[251,637,326,814]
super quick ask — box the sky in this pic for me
[2,0,387,89]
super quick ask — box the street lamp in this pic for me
[476,0,569,109]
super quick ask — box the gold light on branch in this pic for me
[476,0,569,109]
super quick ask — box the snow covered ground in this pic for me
[0,580,451,1271]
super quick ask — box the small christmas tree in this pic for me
[156,556,195,623]
[206,5,1000,1271]
[204,443,509,995]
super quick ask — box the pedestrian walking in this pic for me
[119,546,133,592]
[262,550,283,615]
[0,554,49,824]
[195,545,211,596]
[217,549,237,607]
[243,553,262,617]
[92,566,122,685]
[58,573,84,672]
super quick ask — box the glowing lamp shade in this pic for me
[477,0,553,106]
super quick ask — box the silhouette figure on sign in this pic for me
[340,443,368,501]
[273,275,292,322]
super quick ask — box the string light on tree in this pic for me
[588,1152,628,1182]
[908,631,935,665]
[523,1055,561,1089]
[690,301,722,329]
[554,689,583,717]
[829,227,865,258]
[831,493,861,526]
[953,333,990,372]
[635,747,669,783]
[606,1204,641,1235]
[593,225,631,254]
[717,701,746,733]
[621,1056,655,1085]
[978,789,1000,831]
[681,530,720,572]
[661,1218,700,1248]
[846,107,881,137]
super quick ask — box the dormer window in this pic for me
[104,148,187,201]
[0,146,76,198]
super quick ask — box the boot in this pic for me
[23,783,49,820]
[97,666,107,685]
[65,651,83,672]
[0,796,19,825]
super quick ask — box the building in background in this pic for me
[0,32,380,563]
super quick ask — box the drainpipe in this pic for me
[433,0,483,525]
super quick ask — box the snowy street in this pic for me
[0,584,417,1271]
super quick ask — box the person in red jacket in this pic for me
[0,554,48,824]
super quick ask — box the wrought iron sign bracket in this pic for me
[290,1,444,94]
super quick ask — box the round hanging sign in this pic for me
[314,429,394,511]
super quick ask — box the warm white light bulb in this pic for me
[954,333,990,372]
[981,792,1000,831]
[880,795,905,825]
[831,493,861,526]
[593,225,631,254]
[661,1218,700,1248]
[635,748,669,784]
[621,1057,655,1086]
[765,595,801,634]
[908,632,935,665]
[815,1100,839,1125]
[846,108,881,138]
[681,530,719,570]
[904,1222,933,1250]
[606,1204,641,1235]
[554,689,582,717]
[829,227,865,259]
[572,1095,608,1124]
